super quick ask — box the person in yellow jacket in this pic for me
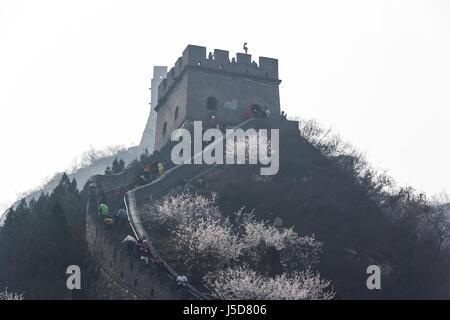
[157,162,165,177]
[104,217,114,226]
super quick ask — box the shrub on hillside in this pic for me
[0,287,24,300]
[203,265,334,300]
[151,192,331,299]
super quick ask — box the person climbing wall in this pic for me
[114,208,128,231]
[99,203,109,218]
[158,162,165,177]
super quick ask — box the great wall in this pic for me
[85,118,299,299]
[82,44,299,299]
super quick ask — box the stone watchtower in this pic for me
[153,44,282,151]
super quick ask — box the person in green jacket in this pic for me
[99,203,109,217]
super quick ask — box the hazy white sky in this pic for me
[1,0,449,212]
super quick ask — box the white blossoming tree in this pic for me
[152,193,333,299]
[154,193,222,228]
[175,215,245,269]
[154,193,243,269]
[0,287,24,300]
[203,265,334,300]
[235,210,323,271]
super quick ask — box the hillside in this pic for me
[110,119,450,299]
[2,118,449,300]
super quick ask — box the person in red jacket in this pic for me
[246,106,255,119]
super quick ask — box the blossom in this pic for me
[203,265,334,300]
[0,287,24,300]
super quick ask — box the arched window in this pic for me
[163,122,167,136]
[174,105,179,122]
[206,97,218,111]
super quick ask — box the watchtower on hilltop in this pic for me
[152,44,282,151]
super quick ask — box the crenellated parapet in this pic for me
[156,45,279,107]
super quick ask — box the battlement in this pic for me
[157,45,279,107]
